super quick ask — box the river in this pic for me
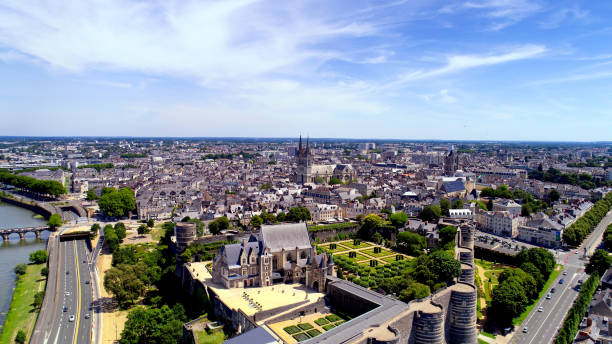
[0,201,49,332]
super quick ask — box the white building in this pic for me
[449,208,473,219]
[475,210,519,237]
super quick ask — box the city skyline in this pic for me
[1,0,612,140]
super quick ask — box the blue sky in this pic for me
[0,0,611,141]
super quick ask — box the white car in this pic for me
[538,306,543,312]
[563,271,567,275]
[69,315,75,322]
[65,291,70,296]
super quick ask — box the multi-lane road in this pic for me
[510,210,612,344]
[31,237,94,344]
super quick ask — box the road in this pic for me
[31,238,93,344]
[510,210,612,344]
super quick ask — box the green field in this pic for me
[194,330,225,344]
[340,241,373,250]
[360,247,394,258]
[381,254,408,263]
[336,252,370,261]
[0,263,46,344]
[319,243,350,254]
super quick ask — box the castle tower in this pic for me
[448,284,478,344]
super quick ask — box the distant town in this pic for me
[1,137,612,344]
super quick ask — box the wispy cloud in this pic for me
[396,44,547,83]
[539,7,589,29]
[456,0,542,30]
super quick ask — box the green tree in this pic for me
[520,262,544,289]
[115,222,127,241]
[521,203,532,217]
[41,266,49,277]
[399,281,430,303]
[586,249,612,277]
[452,199,463,209]
[439,198,450,216]
[397,231,426,256]
[86,189,98,201]
[119,305,185,344]
[329,177,343,185]
[438,225,457,249]
[389,211,408,228]
[491,277,529,324]
[137,224,150,236]
[14,263,26,275]
[104,225,120,253]
[146,219,154,228]
[29,249,48,264]
[548,189,561,203]
[33,290,45,308]
[47,213,62,230]
[104,265,146,309]
[487,198,494,211]
[250,215,263,228]
[286,207,311,222]
[419,205,441,222]
[14,330,26,344]
[91,223,101,236]
[516,247,555,279]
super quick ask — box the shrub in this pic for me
[283,326,300,335]
[14,263,27,275]
[307,329,322,337]
[315,318,329,326]
[298,323,314,331]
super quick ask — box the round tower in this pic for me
[459,263,475,285]
[413,303,444,344]
[459,225,474,250]
[175,222,196,247]
[448,283,477,344]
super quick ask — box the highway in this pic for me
[32,237,93,344]
[510,210,612,344]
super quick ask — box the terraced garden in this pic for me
[282,314,347,342]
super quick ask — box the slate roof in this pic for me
[442,180,465,193]
[261,223,311,252]
[223,326,278,344]
[218,241,263,267]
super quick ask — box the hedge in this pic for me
[308,222,358,232]
[553,273,600,344]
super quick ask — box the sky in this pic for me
[0,0,611,141]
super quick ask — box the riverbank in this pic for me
[0,194,51,220]
[0,263,47,344]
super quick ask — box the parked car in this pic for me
[559,279,564,284]
[69,315,75,322]
[546,293,552,299]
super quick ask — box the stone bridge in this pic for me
[0,226,50,241]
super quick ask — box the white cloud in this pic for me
[463,0,541,30]
[539,7,588,29]
[396,44,547,83]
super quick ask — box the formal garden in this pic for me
[282,314,346,342]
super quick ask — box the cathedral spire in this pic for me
[306,136,310,155]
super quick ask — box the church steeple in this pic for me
[306,136,310,155]
[299,135,303,151]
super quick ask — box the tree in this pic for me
[33,290,45,308]
[276,212,286,222]
[329,177,342,185]
[548,189,561,203]
[520,262,544,289]
[521,203,532,217]
[498,268,538,300]
[104,225,120,253]
[14,330,26,344]
[14,263,27,275]
[119,305,185,344]
[486,199,494,211]
[397,231,426,256]
[491,277,529,324]
[399,281,430,303]
[286,207,311,222]
[208,216,230,235]
[419,205,441,222]
[86,189,98,201]
[439,198,450,216]
[146,219,154,228]
[389,212,408,228]
[29,249,48,264]
[98,187,136,218]
[115,222,127,241]
[452,199,463,209]
[250,215,263,228]
[41,266,49,277]
[516,247,555,279]
[91,223,101,236]
[47,213,62,230]
[104,265,146,309]
[586,249,612,277]
[137,224,150,236]
[438,225,457,249]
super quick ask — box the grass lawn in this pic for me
[150,224,167,242]
[341,240,373,250]
[478,339,489,344]
[337,252,370,261]
[325,314,342,322]
[0,263,46,344]
[322,324,336,331]
[298,323,314,331]
[314,318,329,326]
[293,333,311,342]
[481,331,496,339]
[382,254,408,263]
[284,326,301,335]
[307,329,322,337]
[194,330,225,344]
[513,264,564,325]
[360,247,394,258]
[319,243,350,254]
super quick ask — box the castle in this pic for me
[211,223,334,292]
[296,136,357,184]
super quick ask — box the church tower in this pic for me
[296,135,313,184]
[444,145,459,176]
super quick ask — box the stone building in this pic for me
[296,136,356,184]
[444,145,459,176]
[211,223,334,292]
